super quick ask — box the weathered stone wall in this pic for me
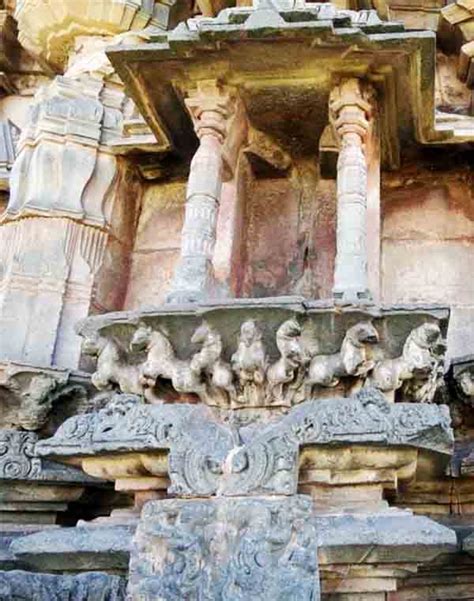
[381,154,474,356]
[124,180,185,309]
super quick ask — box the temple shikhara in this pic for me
[1,0,474,599]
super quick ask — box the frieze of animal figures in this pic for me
[83,318,445,409]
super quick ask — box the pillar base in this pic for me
[333,288,372,305]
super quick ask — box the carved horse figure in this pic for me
[267,319,307,406]
[132,324,205,399]
[369,322,443,401]
[84,335,142,395]
[307,321,379,388]
[190,322,235,405]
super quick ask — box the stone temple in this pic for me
[1,0,474,599]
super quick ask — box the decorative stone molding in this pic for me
[36,389,453,498]
[0,429,96,483]
[14,0,156,72]
[0,119,18,190]
[167,82,246,303]
[0,64,140,368]
[329,78,374,303]
[0,570,126,601]
[10,525,133,573]
[128,496,319,601]
[0,429,102,525]
[5,75,120,224]
[80,309,446,408]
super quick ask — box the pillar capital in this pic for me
[329,78,375,141]
[14,0,157,72]
[168,82,245,304]
[185,81,234,142]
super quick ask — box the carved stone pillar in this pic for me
[329,78,374,303]
[167,82,233,304]
[0,45,140,369]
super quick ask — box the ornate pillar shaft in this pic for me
[330,78,373,303]
[167,83,232,303]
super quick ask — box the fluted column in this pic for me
[168,82,233,303]
[329,78,374,303]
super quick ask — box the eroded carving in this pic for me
[307,321,379,389]
[128,496,319,601]
[266,319,307,407]
[0,429,95,484]
[369,323,444,402]
[36,388,453,498]
[83,335,142,396]
[0,363,89,431]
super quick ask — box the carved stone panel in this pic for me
[128,495,319,601]
[36,389,453,498]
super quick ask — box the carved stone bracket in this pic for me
[36,388,453,498]
[0,362,92,432]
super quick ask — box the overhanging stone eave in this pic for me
[106,29,441,165]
